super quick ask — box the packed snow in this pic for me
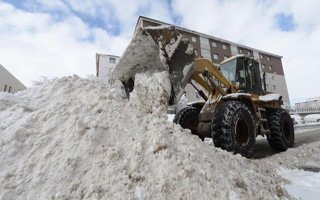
[264,140,320,200]
[222,93,251,99]
[1,75,320,199]
[279,168,320,200]
[0,75,295,200]
[259,93,281,102]
[129,72,171,118]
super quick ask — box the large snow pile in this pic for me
[0,75,291,200]
[264,140,320,200]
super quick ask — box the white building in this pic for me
[0,64,26,93]
[295,97,320,113]
[95,54,120,82]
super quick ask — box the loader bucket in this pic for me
[112,25,195,105]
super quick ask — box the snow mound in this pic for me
[0,75,290,199]
[129,72,171,118]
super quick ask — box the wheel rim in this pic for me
[235,117,250,147]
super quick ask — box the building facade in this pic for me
[135,16,291,105]
[96,54,120,82]
[295,97,320,113]
[0,64,26,93]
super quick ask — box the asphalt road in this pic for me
[253,127,320,159]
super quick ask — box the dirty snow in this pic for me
[112,27,168,82]
[0,75,296,200]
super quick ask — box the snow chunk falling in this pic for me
[129,71,171,118]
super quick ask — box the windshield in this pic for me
[220,59,237,82]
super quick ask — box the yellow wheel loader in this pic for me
[112,26,294,157]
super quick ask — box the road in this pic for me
[253,126,320,159]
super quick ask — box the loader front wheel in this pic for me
[211,101,256,157]
[173,106,200,138]
[266,109,294,151]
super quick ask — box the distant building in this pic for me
[135,16,291,105]
[0,64,26,93]
[295,97,320,113]
[96,54,120,81]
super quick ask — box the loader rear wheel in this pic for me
[211,101,256,157]
[173,106,200,138]
[266,109,294,151]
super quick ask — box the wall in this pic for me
[96,54,119,83]
[264,72,290,104]
[0,64,26,93]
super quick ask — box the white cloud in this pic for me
[0,2,129,87]
[1,0,320,104]
[0,0,175,88]
[171,0,320,104]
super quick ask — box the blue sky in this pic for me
[1,0,298,36]
[1,0,320,105]
[275,13,296,31]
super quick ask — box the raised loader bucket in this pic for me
[112,25,195,105]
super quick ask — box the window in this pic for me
[192,36,197,42]
[269,65,273,71]
[8,86,12,93]
[213,53,219,60]
[238,48,243,53]
[194,49,198,55]
[4,85,7,92]
[222,44,227,50]
[247,51,252,56]
[212,41,217,47]
[273,85,276,91]
[267,56,270,61]
[261,64,266,69]
[109,57,116,64]
[259,54,263,59]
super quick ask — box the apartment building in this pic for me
[135,16,291,105]
[0,64,26,93]
[295,97,320,113]
[96,54,120,81]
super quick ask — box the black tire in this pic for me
[173,106,200,137]
[211,101,256,157]
[266,109,294,151]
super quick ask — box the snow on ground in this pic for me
[0,75,293,200]
[279,168,320,200]
[263,138,320,200]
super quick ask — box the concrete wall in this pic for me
[0,64,26,93]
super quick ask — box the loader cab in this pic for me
[219,55,264,95]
